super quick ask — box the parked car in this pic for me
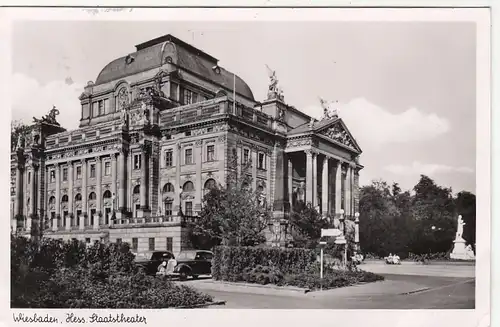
[174,250,213,281]
[134,251,175,275]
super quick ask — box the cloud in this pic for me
[11,73,83,130]
[384,161,474,176]
[303,97,450,149]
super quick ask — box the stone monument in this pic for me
[450,215,475,260]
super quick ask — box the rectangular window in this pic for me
[258,153,265,170]
[63,211,68,218]
[165,150,173,167]
[148,238,155,251]
[165,202,173,216]
[170,82,178,101]
[90,164,96,178]
[206,145,215,162]
[184,89,194,105]
[185,201,193,216]
[166,237,173,252]
[50,170,55,183]
[28,171,31,184]
[104,99,110,114]
[92,102,99,117]
[133,154,141,170]
[243,148,250,164]
[98,100,105,116]
[185,148,193,165]
[62,168,68,181]
[104,162,111,176]
[132,238,138,251]
[76,166,82,179]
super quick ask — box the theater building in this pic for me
[10,34,363,253]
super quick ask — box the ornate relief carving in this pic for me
[195,140,203,147]
[321,123,355,148]
[287,138,312,148]
[217,135,226,143]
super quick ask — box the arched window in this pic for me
[49,196,56,205]
[75,193,82,201]
[183,181,194,192]
[61,195,68,203]
[204,179,217,190]
[88,192,97,200]
[117,87,129,110]
[257,185,264,193]
[103,190,112,199]
[163,183,174,193]
[133,185,140,194]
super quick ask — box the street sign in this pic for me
[335,235,347,245]
[321,228,342,237]
[319,241,327,245]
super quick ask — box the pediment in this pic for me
[316,119,361,153]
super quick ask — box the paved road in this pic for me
[187,264,475,309]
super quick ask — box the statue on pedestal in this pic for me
[265,64,284,102]
[120,108,129,128]
[456,214,466,240]
[32,105,61,126]
[319,97,339,120]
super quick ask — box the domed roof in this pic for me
[94,34,255,101]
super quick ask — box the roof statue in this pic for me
[265,64,284,101]
[319,97,339,120]
[33,105,60,126]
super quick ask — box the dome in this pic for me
[94,34,255,101]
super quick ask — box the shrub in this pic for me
[11,236,213,308]
[212,246,316,281]
[283,269,384,290]
[242,265,284,285]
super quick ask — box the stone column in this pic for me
[311,152,317,208]
[195,140,203,212]
[175,143,181,213]
[321,156,329,216]
[53,164,60,231]
[65,215,71,231]
[140,151,148,209]
[68,161,73,221]
[266,152,272,205]
[236,144,242,179]
[79,214,85,230]
[81,159,88,216]
[96,157,102,215]
[345,165,352,217]
[288,158,293,211]
[118,149,127,213]
[30,164,37,216]
[15,166,22,217]
[252,148,257,190]
[111,154,117,200]
[335,160,342,215]
[305,150,313,204]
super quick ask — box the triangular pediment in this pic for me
[315,119,362,153]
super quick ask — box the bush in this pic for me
[283,269,384,291]
[212,246,316,281]
[241,265,284,285]
[11,236,213,308]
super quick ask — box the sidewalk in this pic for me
[360,262,475,278]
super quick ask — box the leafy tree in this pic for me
[11,120,30,151]
[289,201,328,249]
[188,154,271,249]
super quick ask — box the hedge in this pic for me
[212,246,316,281]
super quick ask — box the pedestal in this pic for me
[65,217,71,231]
[450,237,475,260]
[93,214,100,230]
[79,216,85,231]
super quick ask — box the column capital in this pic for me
[96,156,102,163]
[304,149,317,157]
[195,140,203,148]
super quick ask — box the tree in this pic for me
[455,191,476,248]
[11,120,30,151]
[289,201,328,249]
[188,154,272,249]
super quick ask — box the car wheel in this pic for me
[192,275,199,279]
[179,271,188,281]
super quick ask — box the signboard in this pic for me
[321,228,342,237]
[335,235,347,245]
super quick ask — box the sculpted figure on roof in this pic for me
[319,97,338,120]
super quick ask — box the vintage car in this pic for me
[134,251,175,275]
[174,250,214,281]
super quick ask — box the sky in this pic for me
[11,20,476,194]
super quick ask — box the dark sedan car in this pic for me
[134,251,175,275]
[174,250,213,280]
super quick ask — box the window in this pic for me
[98,100,105,116]
[163,183,174,193]
[50,170,55,183]
[243,148,250,164]
[183,89,195,105]
[166,237,173,252]
[62,168,68,181]
[206,145,215,161]
[185,201,193,216]
[165,150,173,167]
[89,192,97,200]
[183,181,194,192]
[148,238,155,251]
[90,164,96,178]
[185,148,193,165]
[258,153,266,170]
[132,238,138,251]
[76,166,82,179]
[85,238,91,244]
[104,162,111,176]
[204,179,216,190]
[27,171,31,184]
[92,102,99,117]
[134,154,141,170]
[116,238,122,244]
[165,202,173,216]
[207,127,213,133]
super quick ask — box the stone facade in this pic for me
[10,34,363,253]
